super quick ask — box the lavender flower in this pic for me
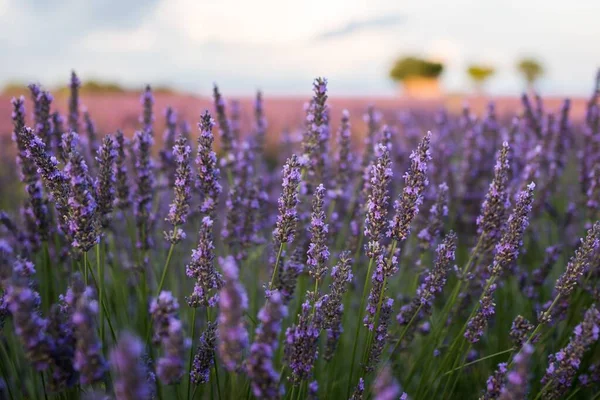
[186,217,223,308]
[253,90,267,153]
[350,377,365,400]
[213,85,235,168]
[365,297,393,372]
[132,130,155,251]
[477,142,511,253]
[553,221,600,299]
[308,380,319,399]
[150,291,179,344]
[218,256,249,372]
[466,183,535,343]
[160,106,178,183]
[273,155,302,246]
[64,142,100,252]
[334,109,353,201]
[47,302,77,391]
[509,316,534,347]
[499,343,534,400]
[156,317,188,385]
[247,291,287,399]
[306,184,330,282]
[140,85,154,135]
[388,132,432,242]
[110,332,151,400]
[482,363,508,400]
[51,112,66,161]
[196,111,222,216]
[285,294,322,384]
[373,364,406,400]
[418,182,449,250]
[541,305,600,399]
[165,135,192,244]
[95,135,116,229]
[397,232,457,341]
[364,144,392,258]
[5,274,53,371]
[277,247,304,304]
[83,110,100,157]
[301,77,329,192]
[72,287,107,385]
[321,251,352,360]
[114,130,131,210]
[29,85,53,151]
[68,71,81,134]
[191,321,217,385]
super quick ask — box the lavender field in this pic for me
[1,70,600,400]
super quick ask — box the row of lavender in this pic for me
[0,70,600,400]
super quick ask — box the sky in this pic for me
[0,0,598,96]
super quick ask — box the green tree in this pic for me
[517,58,544,91]
[467,64,495,94]
[389,56,444,82]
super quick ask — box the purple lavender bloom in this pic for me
[350,377,365,400]
[156,317,188,385]
[68,71,81,134]
[247,291,288,399]
[301,77,329,193]
[51,112,66,161]
[253,90,267,153]
[482,363,508,400]
[165,135,192,244]
[72,287,108,385]
[306,184,330,282]
[476,142,511,253]
[150,291,179,345]
[218,256,249,372]
[499,343,534,400]
[5,273,53,371]
[541,305,600,399]
[196,111,222,216]
[160,106,178,184]
[277,247,304,304]
[273,155,302,246]
[95,135,117,229]
[373,364,405,400]
[132,130,155,251]
[191,321,217,385]
[509,316,534,347]
[47,300,77,391]
[308,380,319,400]
[186,216,224,308]
[64,140,100,252]
[466,183,535,343]
[110,332,151,400]
[285,294,322,384]
[418,182,449,250]
[321,251,352,360]
[83,110,100,157]
[29,84,53,151]
[388,132,432,243]
[333,109,353,202]
[364,144,392,258]
[114,130,131,210]
[140,85,154,135]
[213,85,236,168]
[365,297,393,372]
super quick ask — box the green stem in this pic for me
[96,242,104,345]
[442,347,515,375]
[157,239,177,295]
[187,308,197,400]
[269,243,286,290]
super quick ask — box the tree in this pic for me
[389,56,444,98]
[517,58,544,91]
[467,64,495,94]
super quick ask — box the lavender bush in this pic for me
[0,70,600,400]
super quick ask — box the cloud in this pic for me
[314,14,404,41]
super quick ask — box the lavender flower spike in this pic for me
[156,317,188,385]
[306,184,330,283]
[72,287,108,385]
[149,291,180,344]
[186,216,224,308]
[388,131,432,243]
[373,364,407,400]
[114,130,131,210]
[541,305,600,399]
[196,111,222,216]
[213,85,235,168]
[273,155,302,246]
[68,71,81,134]
[64,143,100,252]
[465,183,535,343]
[190,322,217,385]
[133,130,155,251]
[364,144,392,258]
[95,135,117,229]
[247,291,288,399]
[140,85,154,135]
[110,332,151,400]
[218,256,249,372]
[499,343,534,400]
[165,134,192,244]
[418,182,449,250]
[365,297,393,372]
